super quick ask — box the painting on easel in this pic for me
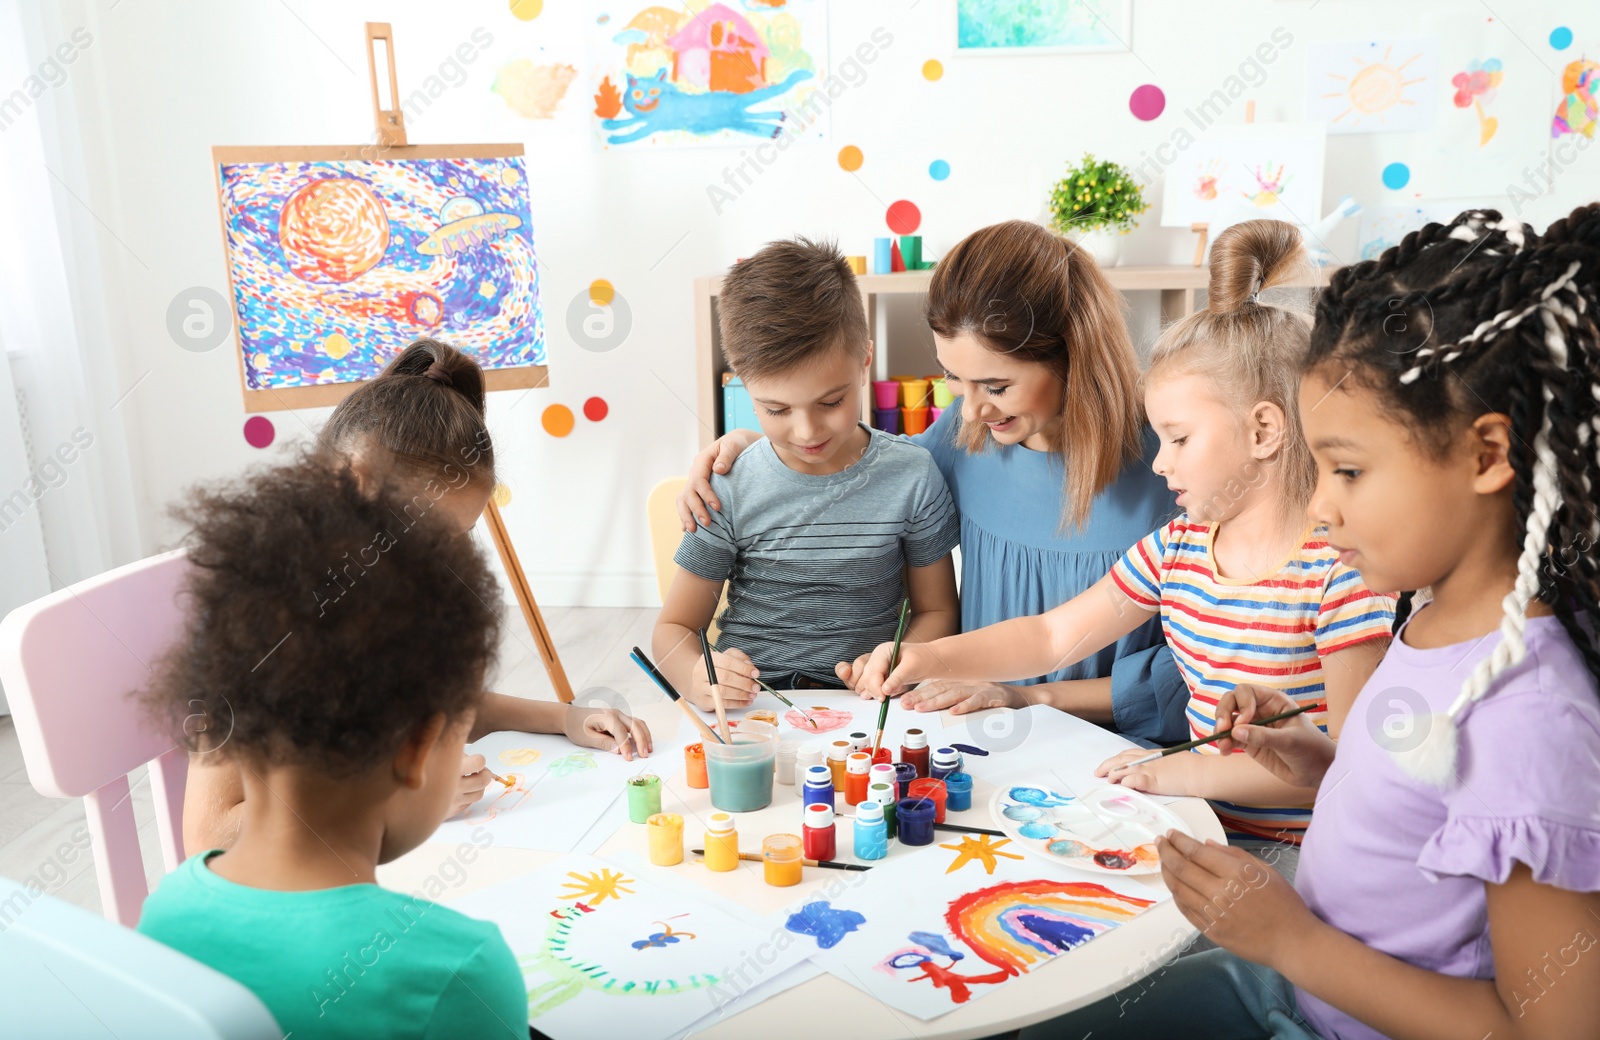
[213,144,546,412]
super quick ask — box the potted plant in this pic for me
[1048,153,1148,266]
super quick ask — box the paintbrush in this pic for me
[628,646,725,745]
[754,676,818,730]
[694,850,872,872]
[933,822,1005,837]
[486,770,514,789]
[871,598,912,758]
[697,627,732,744]
[1111,701,1323,770]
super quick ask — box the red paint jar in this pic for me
[908,778,948,824]
[802,802,837,862]
[901,728,931,778]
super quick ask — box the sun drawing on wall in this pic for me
[1323,43,1427,129]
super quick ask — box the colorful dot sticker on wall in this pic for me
[541,404,575,438]
[509,0,543,20]
[929,159,950,181]
[589,279,615,306]
[1382,162,1411,190]
[922,59,943,81]
[491,483,512,507]
[243,416,275,449]
[886,200,921,235]
[1129,84,1165,121]
[837,145,863,172]
[583,396,609,422]
[1550,26,1573,50]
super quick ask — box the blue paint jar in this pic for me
[853,800,889,860]
[802,765,836,811]
[930,747,962,781]
[897,797,936,846]
[892,762,918,799]
[944,771,973,812]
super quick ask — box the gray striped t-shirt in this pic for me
[675,426,960,682]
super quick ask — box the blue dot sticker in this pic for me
[1550,26,1573,50]
[929,159,950,181]
[1382,162,1411,190]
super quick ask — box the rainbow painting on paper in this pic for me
[214,147,545,406]
[775,839,1167,1020]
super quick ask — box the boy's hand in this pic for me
[836,653,873,694]
[900,680,1025,715]
[1214,683,1335,789]
[452,754,491,817]
[677,431,759,532]
[688,647,760,710]
[1095,747,1197,797]
[566,706,653,761]
[855,642,943,700]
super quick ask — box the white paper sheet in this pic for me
[1307,36,1441,134]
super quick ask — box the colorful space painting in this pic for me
[591,1,827,149]
[214,146,545,406]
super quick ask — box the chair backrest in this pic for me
[0,548,194,926]
[644,478,726,641]
[0,874,282,1039]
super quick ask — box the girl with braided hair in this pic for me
[1034,206,1600,1039]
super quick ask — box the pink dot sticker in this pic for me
[886,200,922,235]
[583,396,609,422]
[1129,84,1165,121]
[243,416,275,449]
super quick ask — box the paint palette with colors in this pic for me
[991,783,1190,876]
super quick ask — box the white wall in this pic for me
[18,0,1600,606]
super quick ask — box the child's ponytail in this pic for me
[1307,204,1600,785]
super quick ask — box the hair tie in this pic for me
[423,361,452,386]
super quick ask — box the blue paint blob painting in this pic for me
[784,900,866,950]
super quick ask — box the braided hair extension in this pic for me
[1305,204,1600,785]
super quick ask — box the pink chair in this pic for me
[0,548,194,926]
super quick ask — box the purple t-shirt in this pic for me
[1295,613,1600,1040]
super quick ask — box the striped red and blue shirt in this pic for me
[1109,518,1394,842]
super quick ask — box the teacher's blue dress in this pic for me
[912,400,1187,743]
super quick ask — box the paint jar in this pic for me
[930,747,962,782]
[901,729,930,778]
[871,745,893,766]
[684,743,709,789]
[931,376,954,408]
[626,773,662,824]
[744,709,778,727]
[897,797,936,846]
[893,762,918,799]
[869,762,896,790]
[775,741,800,786]
[901,378,931,409]
[826,740,851,791]
[802,764,836,811]
[795,745,824,796]
[869,781,898,839]
[846,255,867,275]
[763,833,803,887]
[872,380,901,410]
[844,752,872,808]
[847,731,871,753]
[873,407,901,434]
[703,812,740,872]
[944,771,973,813]
[901,407,930,436]
[899,235,923,271]
[873,237,893,276]
[803,802,837,862]
[705,720,776,812]
[853,800,889,860]
[909,778,948,824]
[647,813,684,866]
[930,406,944,424]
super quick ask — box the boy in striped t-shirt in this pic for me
[857,221,1393,858]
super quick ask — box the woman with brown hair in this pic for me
[679,220,1185,741]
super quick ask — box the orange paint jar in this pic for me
[763,833,803,887]
[685,743,709,789]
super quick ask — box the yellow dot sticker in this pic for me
[589,279,615,306]
[923,59,944,81]
[837,145,863,172]
[490,483,512,507]
[509,0,542,21]
[542,404,575,438]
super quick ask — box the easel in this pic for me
[365,23,575,702]
[1190,100,1256,267]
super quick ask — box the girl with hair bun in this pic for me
[859,221,1394,868]
[182,338,652,855]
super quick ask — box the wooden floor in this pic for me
[0,605,663,917]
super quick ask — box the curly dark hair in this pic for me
[143,457,503,777]
[1304,204,1600,711]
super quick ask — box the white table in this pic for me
[379,701,1223,1040]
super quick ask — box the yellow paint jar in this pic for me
[703,812,739,872]
[763,833,803,887]
[647,812,684,866]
